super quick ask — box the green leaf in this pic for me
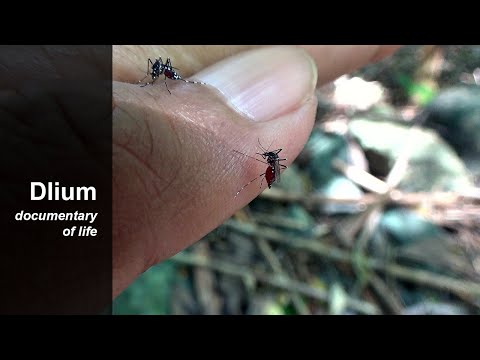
[396,74,437,105]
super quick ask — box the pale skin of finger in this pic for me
[113,45,400,83]
[300,45,401,84]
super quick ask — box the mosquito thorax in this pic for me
[152,62,161,74]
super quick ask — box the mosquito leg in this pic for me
[181,78,207,85]
[164,58,182,71]
[164,75,171,94]
[138,59,154,85]
[257,138,268,152]
[138,74,149,84]
[235,173,266,198]
[233,150,269,165]
[140,77,157,88]
[260,176,265,189]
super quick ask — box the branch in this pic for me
[332,159,390,194]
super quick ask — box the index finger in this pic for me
[113,45,400,84]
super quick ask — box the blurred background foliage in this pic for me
[114,45,480,315]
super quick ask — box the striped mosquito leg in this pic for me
[234,173,266,198]
[180,77,207,85]
[232,150,269,165]
[164,76,172,94]
[140,79,156,87]
[138,58,155,86]
[138,76,149,85]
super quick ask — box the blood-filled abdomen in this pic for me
[265,166,276,188]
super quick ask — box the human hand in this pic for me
[112,45,400,298]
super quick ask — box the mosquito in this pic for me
[138,57,206,94]
[233,139,287,197]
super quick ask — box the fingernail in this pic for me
[194,46,317,122]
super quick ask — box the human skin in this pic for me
[112,45,400,298]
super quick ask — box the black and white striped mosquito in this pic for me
[233,139,287,198]
[138,57,206,94]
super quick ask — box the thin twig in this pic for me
[355,206,384,253]
[368,272,405,315]
[249,212,314,232]
[172,252,379,315]
[332,159,390,194]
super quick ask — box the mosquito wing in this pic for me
[274,161,281,184]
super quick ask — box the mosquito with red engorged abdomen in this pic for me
[138,57,207,94]
[233,139,288,198]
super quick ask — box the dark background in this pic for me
[0,46,112,314]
